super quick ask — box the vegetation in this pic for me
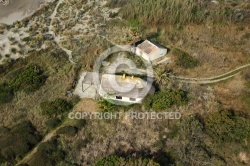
[10,64,46,93]
[143,90,188,110]
[40,98,73,117]
[56,126,78,137]
[28,137,65,166]
[95,155,160,166]
[107,0,238,27]
[0,0,249,165]
[0,121,41,163]
[204,110,250,144]
[0,83,14,104]
[45,118,61,130]
[172,48,199,69]
[98,99,119,112]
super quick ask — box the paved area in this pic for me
[73,72,100,99]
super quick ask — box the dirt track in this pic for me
[0,0,46,24]
[169,64,250,84]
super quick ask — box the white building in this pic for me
[132,40,169,63]
[99,74,155,104]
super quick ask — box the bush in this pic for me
[40,98,73,117]
[106,0,128,8]
[205,110,250,144]
[143,90,188,111]
[32,138,65,166]
[98,99,118,112]
[74,139,89,150]
[173,49,199,69]
[56,126,78,137]
[73,119,86,129]
[28,152,53,166]
[45,118,61,130]
[0,121,41,163]
[10,64,46,93]
[0,83,14,104]
[94,155,160,166]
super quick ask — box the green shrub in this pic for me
[45,118,61,130]
[10,64,46,93]
[143,90,188,111]
[0,83,14,104]
[22,37,30,42]
[40,98,73,117]
[0,127,9,136]
[11,48,17,54]
[0,121,41,163]
[56,126,78,137]
[73,119,86,129]
[173,48,199,69]
[98,99,118,112]
[205,111,250,144]
[1,147,15,161]
[33,138,65,166]
[95,155,122,166]
[28,151,53,166]
[74,139,89,150]
[106,0,128,8]
[95,155,160,166]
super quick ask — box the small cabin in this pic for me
[131,40,169,63]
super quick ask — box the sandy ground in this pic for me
[73,72,99,99]
[0,0,47,24]
[74,99,99,112]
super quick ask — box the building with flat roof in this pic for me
[99,74,155,103]
[132,40,169,63]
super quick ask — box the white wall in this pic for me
[149,48,168,61]
[135,48,150,61]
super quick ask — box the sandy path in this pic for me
[0,0,46,24]
[170,64,250,80]
[169,63,250,84]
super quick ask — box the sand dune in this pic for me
[0,0,47,24]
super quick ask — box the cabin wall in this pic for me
[149,48,168,61]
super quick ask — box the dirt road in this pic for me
[169,64,250,84]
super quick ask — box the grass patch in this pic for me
[172,48,199,69]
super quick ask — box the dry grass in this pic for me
[74,99,99,112]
